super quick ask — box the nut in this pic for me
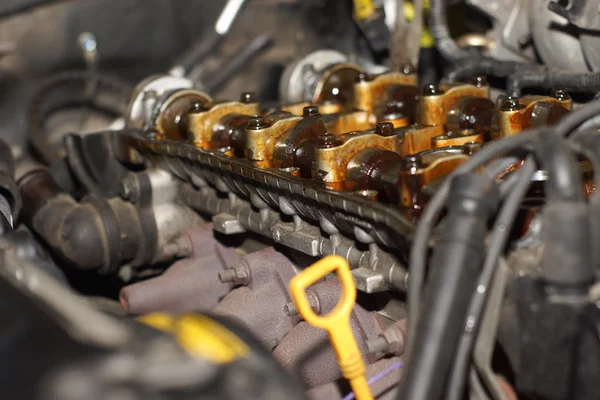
[316,133,338,148]
[375,122,395,136]
[303,105,321,118]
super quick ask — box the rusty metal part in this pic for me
[431,129,486,149]
[313,129,403,183]
[157,90,212,141]
[313,123,449,185]
[245,112,302,167]
[272,106,327,178]
[187,100,259,147]
[273,301,383,388]
[446,96,496,137]
[416,83,490,126]
[494,95,572,138]
[354,72,418,114]
[281,102,344,116]
[324,110,376,133]
[118,224,240,315]
[373,84,421,125]
[346,149,404,203]
[312,63,364,108]
[398,147,470,216]
[212,247,300,350]
[398,124,446,155]
[211,113,252,157]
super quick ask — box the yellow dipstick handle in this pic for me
[289,256,374,400]
[353,0,376,21]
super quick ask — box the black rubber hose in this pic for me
[536,128,584,202]
[429,0,470,62]
[446,158,536,400]
[405,95,600,400]
[556,98,600,138]
[18,169,153,273]
[444,57,542,83]
[398,173,499,400]
[573,130,600,274]
[507,71,600,98]
[406,128,538,346]
[28,71,132,165]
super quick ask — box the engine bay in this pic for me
[2,1,600,399]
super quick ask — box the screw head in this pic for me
[422,84,441,96]
[240,92,257,103]
[375,121,395,136]
[472,75,487,88]
[500,99,524,111]
[316,133,338,148]
[551,88,570,101]
[303,105,320,118]
[247,115,269,130]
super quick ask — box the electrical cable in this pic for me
[445,158,536,400]
[429,0,470,62]
[406,128,538,347]
[342,360,404,400]
[535,128,584,202]
[507,71,600,98]
[443,57,540,84]
[556,99,600,139]
[442,103,600,398]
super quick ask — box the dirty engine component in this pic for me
[2,0,600,399]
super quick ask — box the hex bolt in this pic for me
[375,121,395,136]
[500,98,524,111]
[240,92,257,103]
[247,116,270,130]
[400,63,415,75]
[402,155,423,170]
[284,292,319,316]
[551,88,571,101]
[160,235,193,259]
[219,265,250,285]
[303,105,321,118]
[471,75,487,88]
[316,133,338,148]
[366,319,407,356]
[422,84,441,96]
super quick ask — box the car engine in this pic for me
[2,0,600,399]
